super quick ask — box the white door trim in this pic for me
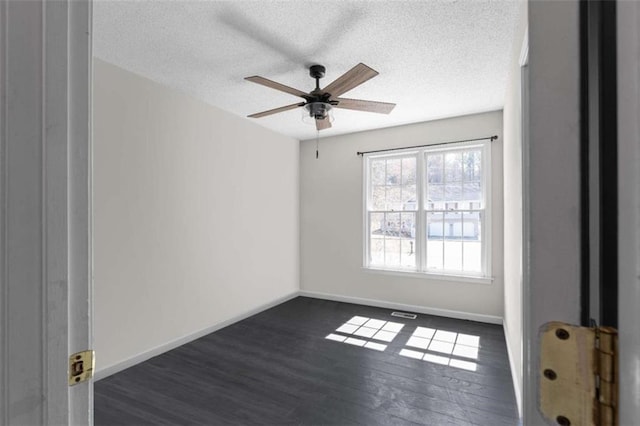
[0,1,93,424]
[68,1,94,423]
[524,1,582,424]
[617,1,640,423]
[516,25,529,420]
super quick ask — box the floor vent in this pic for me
[391,311,417,320]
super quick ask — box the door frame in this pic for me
[519,26,529,423]
[525,0,636,424]
[524,1,583,424]
[0,1,93,424]
[616,0,640,422]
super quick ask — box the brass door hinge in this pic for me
[539,322,618,426]
[68,350,95,386]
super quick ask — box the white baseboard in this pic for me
[503,320,523,418]
[93,290,299,381]
[95,289,505,382]
[298,290,503,325]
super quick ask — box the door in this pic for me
[0,1,93,424]
[525,0,639,424]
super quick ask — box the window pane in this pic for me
[385,212,400,237]
[383,212,402,267]
[401,239,416,268]
[427,154,443,183]
[443,240,463,271]
[370,212,384,234]
[426,183,444,210]
[402,157,417,185]
[385,238,401,267]
[369,155,418,212]
[370,237,385,266]
[369,213,385,266]
[444,183,462,205]
[372,186,386,210]
[386,158,401,185]
[474,152,482,181]
[386,186,402,211]
[371,159,386,185]
[400,213,415,239]
[463,211,482,272]
[443,212,462,271]
[426,212,444,269]
[463,150,482,182]
[463,182,481,202]
[423,148,485,211]
[445,151,463,182]
[463,151,473,180]
[426,212,444,238]
[400,212,416,268]
[402,184,416,210]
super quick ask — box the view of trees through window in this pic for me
[366,142,489,277]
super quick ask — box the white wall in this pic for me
[300,111,504,321]
[502,0,527,416]
[93,59,299,374]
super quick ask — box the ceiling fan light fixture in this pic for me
[302,102,334,124]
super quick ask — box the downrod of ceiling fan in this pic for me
[309,64,325,91]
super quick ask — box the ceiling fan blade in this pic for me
[322,63,379,98]
[334,97,396,114]
[248,102,306,118]
[316,117,332,131]
[245,76,309,99]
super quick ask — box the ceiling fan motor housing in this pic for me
[306,102,331,120]
[309,65,326,79]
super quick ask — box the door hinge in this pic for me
[68,350,95,386]
[539,321,618,426]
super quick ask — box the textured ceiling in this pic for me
[93,0,522,141]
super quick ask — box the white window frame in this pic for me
[363,140,492,282]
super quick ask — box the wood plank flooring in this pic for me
[94,297,519,425]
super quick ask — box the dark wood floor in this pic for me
[95,297,519,425]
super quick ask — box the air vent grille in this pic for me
[391,311,417,320]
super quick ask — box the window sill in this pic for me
[362,267,494,285]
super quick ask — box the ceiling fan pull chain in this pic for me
[316,130,320,159]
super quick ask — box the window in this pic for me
[364,140,491,279]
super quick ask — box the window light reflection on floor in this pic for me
[399,327,480,371]
[325,316,405,352]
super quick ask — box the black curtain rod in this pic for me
[356,135,498,156]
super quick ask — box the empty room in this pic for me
[90,1,524,424]
[5,0,639,425]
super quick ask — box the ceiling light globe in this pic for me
[302,102,334,124]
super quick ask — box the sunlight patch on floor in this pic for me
[325,316,405,351]
[399,327,480,371]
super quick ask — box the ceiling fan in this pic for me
[245,63,396,131]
